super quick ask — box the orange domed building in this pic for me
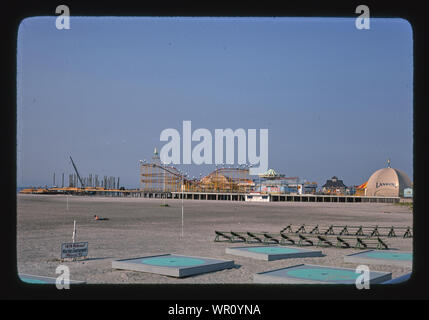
[357,160,412,197]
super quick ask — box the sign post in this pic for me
[61,220,88,261]
[72,220,76,243]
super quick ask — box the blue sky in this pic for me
[17,17,413,188]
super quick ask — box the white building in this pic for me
[245,193,270,202]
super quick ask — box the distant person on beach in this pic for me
[94,215,108,221]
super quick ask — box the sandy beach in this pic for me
[17,194,413,284]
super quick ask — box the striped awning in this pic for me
[356,181,368,189]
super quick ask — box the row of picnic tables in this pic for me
[280,224,412,238]
[215,230,389,250]
[215,224,412,250]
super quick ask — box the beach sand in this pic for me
[17,194,413,284]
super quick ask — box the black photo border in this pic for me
[2,0,427,306]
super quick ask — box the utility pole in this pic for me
[163,162,166,205]
[181,170,184,238]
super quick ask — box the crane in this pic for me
[69,156,85,188]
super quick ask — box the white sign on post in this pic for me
[61,242,88,259]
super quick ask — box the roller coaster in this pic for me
[139,163,253,193]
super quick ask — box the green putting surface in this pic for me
[286,268,358,282]
[20,276,48,284]
[254,264,392,284]
[112,254,235,277]
[140,256,206,267]
[18,273,85,285]
[246,247,300,254]
[363,251,412,261]
[344,250,412,267]
[226,246,323,261]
